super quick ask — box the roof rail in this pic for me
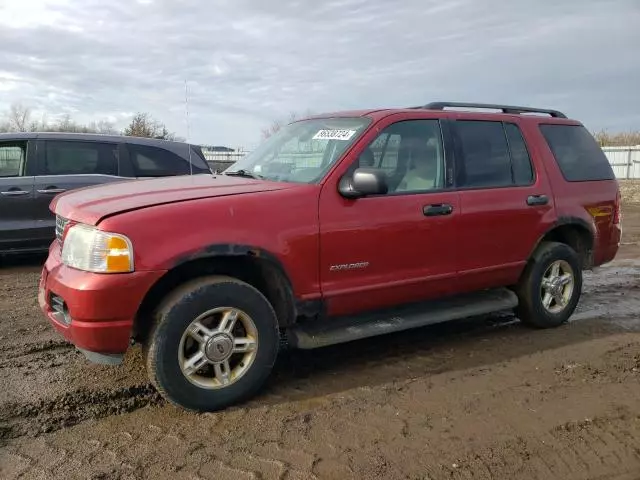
[412,102,567,119]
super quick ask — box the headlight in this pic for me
[61,224,134,273]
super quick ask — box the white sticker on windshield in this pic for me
[313,129,357,141]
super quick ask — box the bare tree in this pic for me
[28,112,47,132]
[56,114,74,132]
[7,103,32,132]
[0,105,185,139]
[94,120,117,135]
[123,112,177,140]
[287,111,299,123]
[29,119,41,132]
[261,118,283,140]
[261,109,313,139]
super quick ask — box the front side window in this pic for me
[44,141,118,176]
[0,143,26,177]
[226,117,371,184]
[354,119,445,193]
[365,132,402,175]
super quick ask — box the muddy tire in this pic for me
[145,276,279,411]
[515,242,582,328]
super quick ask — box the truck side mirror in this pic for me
[338,168,389,199]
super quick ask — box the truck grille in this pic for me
[55,216,68,243]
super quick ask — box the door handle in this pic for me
[423,203,453,216]
[37,188,66,194]
[527,194,548,206]
[0,190,29,196]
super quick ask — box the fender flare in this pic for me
[527,216,596,266]
[172,243,301,325]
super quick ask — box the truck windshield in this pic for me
[225,117,371,184]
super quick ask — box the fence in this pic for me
[602,146,640,179]
[202,150,246,173]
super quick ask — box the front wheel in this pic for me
[145,276,279,411]
[515,242,583,328]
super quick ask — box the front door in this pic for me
[319,117,460,316]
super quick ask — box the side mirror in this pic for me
[338,168,388,199]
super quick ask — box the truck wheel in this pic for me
[515,242,582,328]
[145,276,279,411]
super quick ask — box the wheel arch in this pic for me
[133,244,299,343]
[527,217,596,271]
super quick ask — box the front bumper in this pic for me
[39,243,165,356]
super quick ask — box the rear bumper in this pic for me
[39,243,165,355]
[596,243,619,266]
[594,224,621,266]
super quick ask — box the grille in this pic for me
[55,216,68,243]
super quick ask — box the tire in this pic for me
[515,241,583,328]
[145,275,279,411]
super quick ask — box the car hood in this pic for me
[52,174,293,225]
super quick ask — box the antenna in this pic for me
[184,79,193,176]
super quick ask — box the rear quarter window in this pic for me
[539,124,615,182]
[127,144,209,177]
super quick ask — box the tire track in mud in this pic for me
[0,384,164,444]
[0,262,638,445]
[0,340,75,371]
[0,339,73,358]
[440,413,640,480]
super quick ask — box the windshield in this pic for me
[225,117,371,183]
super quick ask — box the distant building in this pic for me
[202,145,235,152]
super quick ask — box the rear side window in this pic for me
[539,124,615,181]
[0,143,26,177]
[504,123,534,185]
[44,141,118,176]
[127,144,209,177]
[454,121,512,188]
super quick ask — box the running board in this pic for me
[287,288,518,350]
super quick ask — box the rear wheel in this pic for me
[516,242,582,328]
[145,276,279,411]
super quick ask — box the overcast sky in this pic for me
[1,0,639,147]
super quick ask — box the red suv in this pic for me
[39,102,621,411]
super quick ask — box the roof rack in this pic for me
[412,102,567,119]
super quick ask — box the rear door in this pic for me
[452,119,556,292]
[0,140,38,252]
[33,139,123,243]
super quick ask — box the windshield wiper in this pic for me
[224,169,263,179]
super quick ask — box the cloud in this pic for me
[0,0,638,146]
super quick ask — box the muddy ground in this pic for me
[1,202,640,479]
